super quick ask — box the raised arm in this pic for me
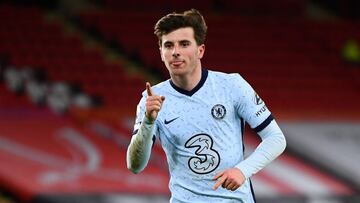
[126,82,165,174]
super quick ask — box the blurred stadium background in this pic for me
[1,0,360,202]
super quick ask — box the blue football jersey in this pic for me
[133,69,273,203]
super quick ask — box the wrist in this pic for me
[235,164,251,179]
[143,114,155,125]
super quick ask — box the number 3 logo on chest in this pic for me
[184,134,220,174]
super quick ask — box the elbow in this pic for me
[126,139,150,174]
[280,135,287,154]
[273,128,287,155]
[126,153,144,174]
[127,162,142,174]
[128,167,141,174]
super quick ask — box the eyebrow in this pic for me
[163,41,173,45]
[163,40,191,45]
[179,40,191,44]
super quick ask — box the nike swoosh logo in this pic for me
[164,117,179,125]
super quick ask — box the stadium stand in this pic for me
[78,8,360,120]
[1,0,360,202]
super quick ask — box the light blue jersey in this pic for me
[133,69,275,203]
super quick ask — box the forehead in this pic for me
[161,27,195,44]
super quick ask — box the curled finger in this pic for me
[222,178,232,189]
[213,175,227,190]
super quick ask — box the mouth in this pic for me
[170,60,184,67]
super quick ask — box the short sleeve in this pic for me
[231,73,273,132]
[133,93,146,134]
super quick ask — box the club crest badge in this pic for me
[211,104,226,119]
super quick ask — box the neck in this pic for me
[170,66,202,91]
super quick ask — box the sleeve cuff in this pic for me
[235,163,252,179]
[253,114,274,133]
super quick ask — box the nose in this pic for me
[172,45,180,57]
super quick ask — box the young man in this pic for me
[127,9,286,203]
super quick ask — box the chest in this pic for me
[157,93,238,147]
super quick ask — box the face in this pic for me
[160,27,205,77]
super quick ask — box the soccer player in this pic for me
[127,9,286,203]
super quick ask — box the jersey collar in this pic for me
[169,69,208,96]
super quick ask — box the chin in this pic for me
[170,67,186,75]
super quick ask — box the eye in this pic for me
[164,43,173,49]
[180,41,190,47]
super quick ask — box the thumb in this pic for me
[161,96,165,101]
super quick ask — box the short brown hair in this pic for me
[154,9,207,46]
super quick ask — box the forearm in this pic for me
[236,120,286,178]
[126,116,155,174]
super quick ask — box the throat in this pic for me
[170,69,208,96]
[172,78,197,91]
[171,67,202,91]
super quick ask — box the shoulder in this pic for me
[208,70,255,102]
[208,70,247,86]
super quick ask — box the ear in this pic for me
[159,47,165,62]
[198,44,205,59]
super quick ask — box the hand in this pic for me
[213,168,245,191]
[145,82,165,123]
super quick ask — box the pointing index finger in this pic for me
[146,82,153,96]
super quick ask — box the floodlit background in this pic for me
[0,0,360,202]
